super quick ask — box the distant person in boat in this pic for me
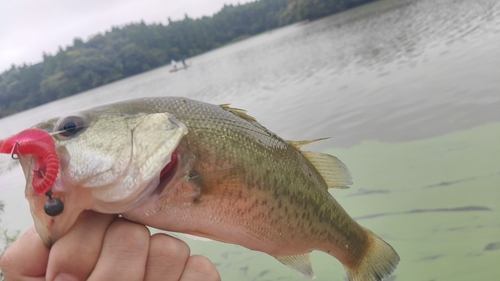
[171,59,177,70]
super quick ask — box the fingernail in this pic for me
[54,273,79,281]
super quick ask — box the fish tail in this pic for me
[344,227,400,281]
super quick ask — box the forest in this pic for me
[0,0,374,117]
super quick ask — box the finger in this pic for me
[87,218,150,281]
[179,255,221,281]
[144,233,190,281]
[0,227,48,281]
[46,211,116,281]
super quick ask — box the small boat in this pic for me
[170,65,189,73]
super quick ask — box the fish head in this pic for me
[20,104,187,247]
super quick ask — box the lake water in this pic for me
[1,0,499,280]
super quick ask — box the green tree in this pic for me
[0,0,376,118]
[284,0,374,21]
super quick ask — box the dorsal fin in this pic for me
[220,104,256,122]
[274,253,315,278]
[301,151,352,189]
[287,138,329,149]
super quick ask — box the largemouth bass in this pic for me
[14,97,399,280]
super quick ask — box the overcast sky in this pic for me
[0,0,252,72]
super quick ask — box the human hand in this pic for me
[0,211,221,281]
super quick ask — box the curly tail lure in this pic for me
[0,128,64,216]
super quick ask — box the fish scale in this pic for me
[19,97,398,281]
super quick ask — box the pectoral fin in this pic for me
[274,253,315,279]
[188,165,251,199]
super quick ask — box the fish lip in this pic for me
[26,190,86,248]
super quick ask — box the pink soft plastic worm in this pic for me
[0,128,59,195]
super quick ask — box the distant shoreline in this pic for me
[0,0,375,119]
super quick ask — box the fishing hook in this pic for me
[10,142,19,159]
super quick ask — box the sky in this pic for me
[0,0,252,72]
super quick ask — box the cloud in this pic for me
[0,0,250,71]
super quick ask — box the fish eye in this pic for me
[56,116,86,138]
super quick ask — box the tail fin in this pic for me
[344,227,400,281]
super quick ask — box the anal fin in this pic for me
[274,253,315,279]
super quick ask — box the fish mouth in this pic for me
[25,149,180,248]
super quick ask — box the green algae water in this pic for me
[325,122,500,281]
[1,0,499,280]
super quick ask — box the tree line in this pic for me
[0,0,374,118]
